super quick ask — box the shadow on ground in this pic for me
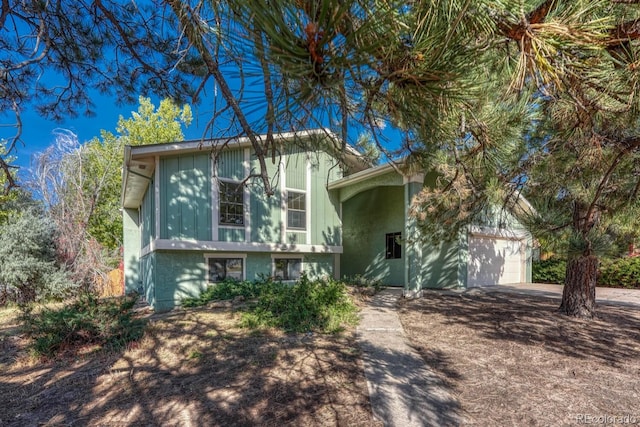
[0,307,377,426]
[400,291,640,367]
[358,289,461,427]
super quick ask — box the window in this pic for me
[286,191,306,230]
[273,258,302,281]
[208,257,244,282]
[385,232,402,259]
[219,181,244,226]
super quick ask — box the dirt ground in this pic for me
[0,306,378,426]
[398,290,640,426]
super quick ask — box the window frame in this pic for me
[385,232,402,259]
[286,190,307,231]
[205,254,247,283]
[218,179,245,227]
[271,255,304,281]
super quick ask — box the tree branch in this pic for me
[584,136,640,229]
[167,0,275,196]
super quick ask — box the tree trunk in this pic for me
[559,254,598,318]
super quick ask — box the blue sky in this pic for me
[10,92,209,177]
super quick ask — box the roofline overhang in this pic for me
[327,162,402,191]
[121,128,367,209]
[125,128,361,159]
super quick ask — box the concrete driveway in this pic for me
[469,283,640,308]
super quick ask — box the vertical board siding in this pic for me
[285,147,306,190]
[123,208,141,294]
[140,253,155,307]
[216,149,244,181]
[219,227,246,242]
[141,183,155,248]
[250,154,282,243]
[285,232,307,245]
[310,154,342,246]
[250,183,282,243]
[160,153,212,241]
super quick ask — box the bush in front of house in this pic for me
[20,292,146,358]
[598,257,640,289]
[184,275,359,333]
[532,258,567,284]
[340,274,384,294]
[181,279,261,307]
[533,256,640,288]
[240,275,358,333]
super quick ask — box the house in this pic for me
[122,129,532,310]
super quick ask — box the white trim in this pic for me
[280,160,287,243]
[204,253,247,282]
[154,156,160,239]
[271,254,304,281]
[149,239,342,254]
[306,158,312,243]
[126,129,336,156]
[244,148,251,242]
[327,163,396,190]
[141,244,152,257]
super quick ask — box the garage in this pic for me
[467,234,526,287]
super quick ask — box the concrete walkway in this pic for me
[356,284,640,426]
[356,288,461,427]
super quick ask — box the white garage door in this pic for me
[468,235,525,287]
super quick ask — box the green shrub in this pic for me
[532,258,567,284]
[340,274,384,294]
[0,208,77,304]
[20,293,145,358]
[237,275,358,333]
[533,256,640,288]
[598,257,640,289]
[181,279,261,307]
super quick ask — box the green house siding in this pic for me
[286,231,307,244]
[420,242,460,288]
[123,208,141,294]
[342,186,405,285]
[160,153,212,241]
[140,252,155,307]
[285,148,306,190]
[141,182,154,248]
[250,181,283,243]
[303,253,335,278]
[146,251,338,311]
[310,155,342,246]
[152,251,208,311]
[217,149,244,181]
[219,227,245,242]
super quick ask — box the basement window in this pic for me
[273,258,303,281]
[207,257,244,282]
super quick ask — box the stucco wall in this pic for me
[341,186,406,285]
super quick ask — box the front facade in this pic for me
[122,130,532,310]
